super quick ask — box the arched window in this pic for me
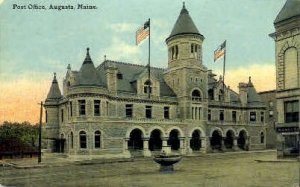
[219,89,224,101]
[70,132,74,149]
[192,90,201,101]
[284,47,298,89]
[79,131,87,149]
[260,132,264,144]
[191,44,194,53]
[208,89,214,100]
[94,130,101,149]
[67,81,71,87]
[175,45,178,59]
[144,80,152,94]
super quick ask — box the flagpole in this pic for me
[222,40,226,102]
[148,18,151,99]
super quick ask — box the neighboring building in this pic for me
[258,90,277,149]
[44,3,267,158]
[270,0,300,157]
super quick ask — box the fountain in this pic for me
[153,146,182,172]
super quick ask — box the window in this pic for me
[208,109,211,121]
[94,131,101,148]
[219,110,224,121]
[126,104,133,118]
[45,110,48,123]
[191,44,194,53]
[144,80,152,94]
[70,132,73,149]
[78,100,86,116]
[145,105,152,119]
[269,101,273,107]
[219,90,224,101]
[260,132,264,144]
[164,106,170,119]
[192,90,201,101]
[171,45,179,60]
[61,109,64,122]
[208,89,214,100]
[117,72,123,79]
[175,45,178,59]
[232,111,237,122]
[269,110,274,118]
[260,112,264,123]
[70,101,73,117]
[284,100,299,123]
[250,112,256,122]
[94,100,100,116]
[79,131,87,149]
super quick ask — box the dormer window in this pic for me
[192,90,202,101]
[144,80,152,94]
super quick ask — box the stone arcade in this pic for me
[44,4,267,159]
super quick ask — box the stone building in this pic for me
[258,90,277,148]
[270,0,300,157]
[44,4,267,158]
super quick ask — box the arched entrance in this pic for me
[128,129,143,150]
[149,129,162,151]
[190,130,201,151]
[210,130,222,150]
[168,129,180,150]
[224,131,234,149]
[238,130,247,150]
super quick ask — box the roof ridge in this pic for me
[99,60,166,71]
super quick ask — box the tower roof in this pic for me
[274,0,300,24]
[166,2,202,41]
[246,77,262,104]
[46,73,62,100]
[78,48,100,85]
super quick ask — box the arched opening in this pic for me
[284,47,298,89]
[79,131,87,149]
[94,130,101,149]
[210,130,222,150]
[224,131,234,149]
[167,129,180,150]
[128,129,143,150]
[149,129,162,151]
[192,90,202,101]
[260,132,264,144]
[190,130,201,151]
[238,130,247,150]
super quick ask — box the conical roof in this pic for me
[46,73,62,100]
[246,77,261,103]
[166,2,202,41]
[274,0,300,24]
[78,48,100,85]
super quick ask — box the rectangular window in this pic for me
[260,112,264,123]
[269,110,274,118]
[219,110,224,121]
[285,100,299,123]
[78,100,86,116]
[145,105,152,119]
[70,101,73,117]
[208,109,211,121]
[126,104,133,118]
[94,100,101,116]
[250,112,256,122]
[45,110,48,123]
[61,109,64,122]
[164,106,170,119]
[232,111,237,122]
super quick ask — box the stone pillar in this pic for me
[220,137,225,151]
[179,137,185,155]
[200,137,207,153]
[233,136,239,151]
[162,137,171,154]
[123,138,131,157]
[246,136,250,151]
[143,138,151,157]
[186,137,193,154]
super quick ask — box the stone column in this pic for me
[220,137,225,151]
[233,136,239,151]
[143,138,151,157]
[162,137,171,154]
[123,138,131,157]
[179,137,185,155]
[245,136,250,151]
[200,137,207,153]
[186,137,193,154]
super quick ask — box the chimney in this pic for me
[238,82,248,106]
[105,63,118,95]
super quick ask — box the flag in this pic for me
[214,41,226,62]
[136,20,150,45]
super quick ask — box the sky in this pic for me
[0,0,286,123]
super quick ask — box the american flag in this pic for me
[214,41,226,62]
[136,20,150,45]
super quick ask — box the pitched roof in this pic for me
[77,48,103,86]
[166,2,202,41]
[46,73,62,100]
[274,0,300,24]
[97,60,176,97]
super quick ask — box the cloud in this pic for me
[214,63,276,92]
[109,23,139,33]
